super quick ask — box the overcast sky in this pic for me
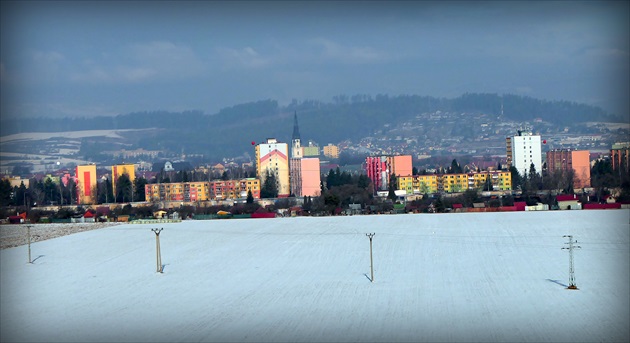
[1,1,628,121]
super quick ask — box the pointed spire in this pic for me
[292,111,301,141]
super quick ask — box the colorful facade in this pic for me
[323,144,339,159]
[438,174,470,193]
[75,164,97,204]
[290,158,321,197]
[145,179,260,202]
[546,149,591,189]
[398,171,511,195]
[302,142,320,157]
[365,155,413,193]
[256,138,290,197]
[398,175,439,194]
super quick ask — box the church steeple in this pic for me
[292,111,301,141]
[291,111,302,159]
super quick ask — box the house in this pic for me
[83,210,95,223]
[557,194,581,210]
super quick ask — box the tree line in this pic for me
[2,156,628,218]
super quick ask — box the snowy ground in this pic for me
[1,210,628,342]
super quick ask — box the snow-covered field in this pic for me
[1,211,628,342]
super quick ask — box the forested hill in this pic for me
[0,93,618,159]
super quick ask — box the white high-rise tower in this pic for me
[506,129,542,178]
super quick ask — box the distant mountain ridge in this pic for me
[1,93,619,161]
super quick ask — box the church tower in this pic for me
[291,111,302,159]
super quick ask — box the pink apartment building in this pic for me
[365,155,413,192]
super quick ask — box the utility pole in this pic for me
[27,225,32,264]
[152,228,163,273]
[562,235,581,290]
[366,233,375,282]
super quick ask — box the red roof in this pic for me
[557,194,578,202]
[83,211,95,218]
[452,203,463,208]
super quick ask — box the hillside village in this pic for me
[1,105,629,224]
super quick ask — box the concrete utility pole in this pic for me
[366,233,375,282]
[562,235,581,290]
[152,228,164,273]
[27,225,32,264]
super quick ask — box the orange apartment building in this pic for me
[546,149,591,189]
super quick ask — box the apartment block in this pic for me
[323,144,340,159]
[546,149,591,189]
[506,130,542,177]
[365,155,413,192]
[75,164,97,204]
[398,170,511,195]
[256,138,290,197]
[145,178,260,202]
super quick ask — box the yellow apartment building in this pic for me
[398,175,439,194]
[145,179,261,202]
[112,163,135,196]
[323,144,339,159]
[398,171,511,195]
[75,164,97,204]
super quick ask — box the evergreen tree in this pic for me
[0,179,13,206]
[115,173,133,203]
[434,196,445,213]
[246,190,254,204]
[63,179,77,205]
[133,177,148,202]
[509,166,522,191]
[326,168,339,189]
[387,174,398,201]
[260,169,278,198]
[44,177,58,205]
[527,162,542,191]
[448,159,463,174]
[15,182,27,207]
[357,174,370,190]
